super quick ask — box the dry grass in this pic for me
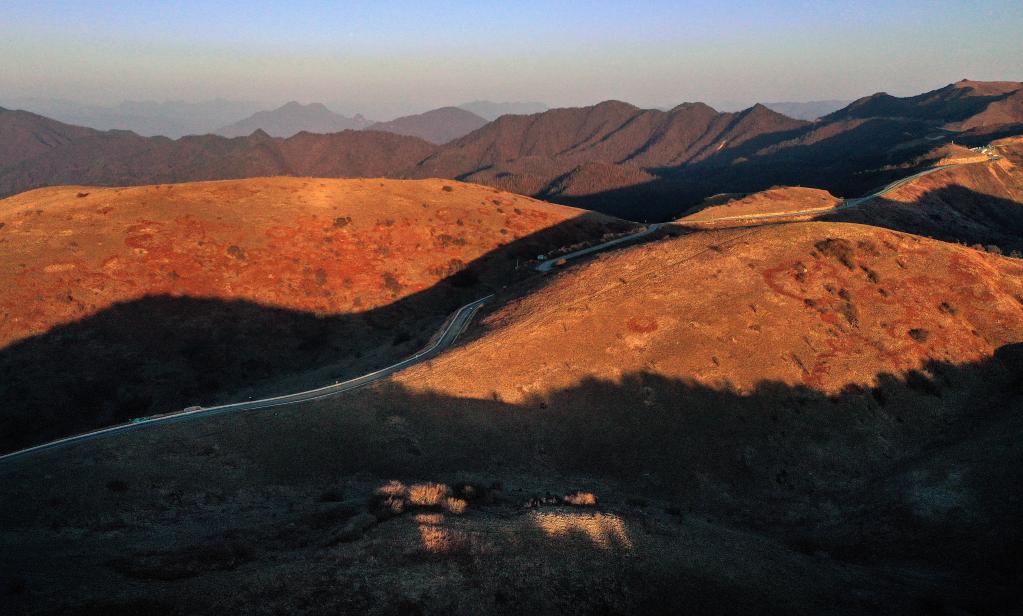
[563,491,598,507]
[443,497,468,515]
[407,482,451,507]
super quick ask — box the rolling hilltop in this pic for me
[0,178,632,452]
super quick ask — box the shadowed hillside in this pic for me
[1,347,1020,614]
[0,179,634,452]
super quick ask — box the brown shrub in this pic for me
[814,238,855,269]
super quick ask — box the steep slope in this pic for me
[4,81,1022,222]
[411,100,810,219]
[367,107,488,144]
[0,178,633,452]
[215,102,372,137]
[825,138,1023,251]
[824,79,1022,127]
[0,107,99,169]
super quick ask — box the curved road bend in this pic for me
[0,221,666,465]
[679,152,1002,226]
[535,223,663,272]
[0,295,493,464]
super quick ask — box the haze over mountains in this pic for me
[4,80,1020,222]
[457,100,549,120]
[760,99,852,120]
[0,97,266,138]
[367,107,488,144]
[215,101,373,137]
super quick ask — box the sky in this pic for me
[3,0,1022,116]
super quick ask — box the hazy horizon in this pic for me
[3,1,1023,118]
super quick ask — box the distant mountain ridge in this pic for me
[367,107,488,144]
[0,97,264,138]
[2,80,1022,221]
[215,101,372,137]
[457,100,549,120]
[762,100,852,120]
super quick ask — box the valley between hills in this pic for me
[2,81,1023,615]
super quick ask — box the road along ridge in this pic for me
[0,220,668,464]
[678,152,1002,226]
[0,296,493,464]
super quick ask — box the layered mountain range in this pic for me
[2,80,1021,221]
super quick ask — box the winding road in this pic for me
[0,220,663,464]
[0,147,1003,464]
[0,295,493,464]
[679,153,1001,226]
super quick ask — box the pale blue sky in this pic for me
[3,0,1022,114]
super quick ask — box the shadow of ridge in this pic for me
[0,212,635,453]
[2,345,1021,614]
[552,118,979,221]
[216,344,1023,606]
[820,183,1023,254]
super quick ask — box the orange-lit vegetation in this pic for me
[0,177,633,451]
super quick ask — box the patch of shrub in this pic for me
[408,483,452,508]
[908,328,930,342]
[333,216,352,228]
[382,272,403,295]
[368,481,407,519]
[813,238,855,269]
[443,497,468,515]
[226,245,246,260]
[441,185,454,192]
